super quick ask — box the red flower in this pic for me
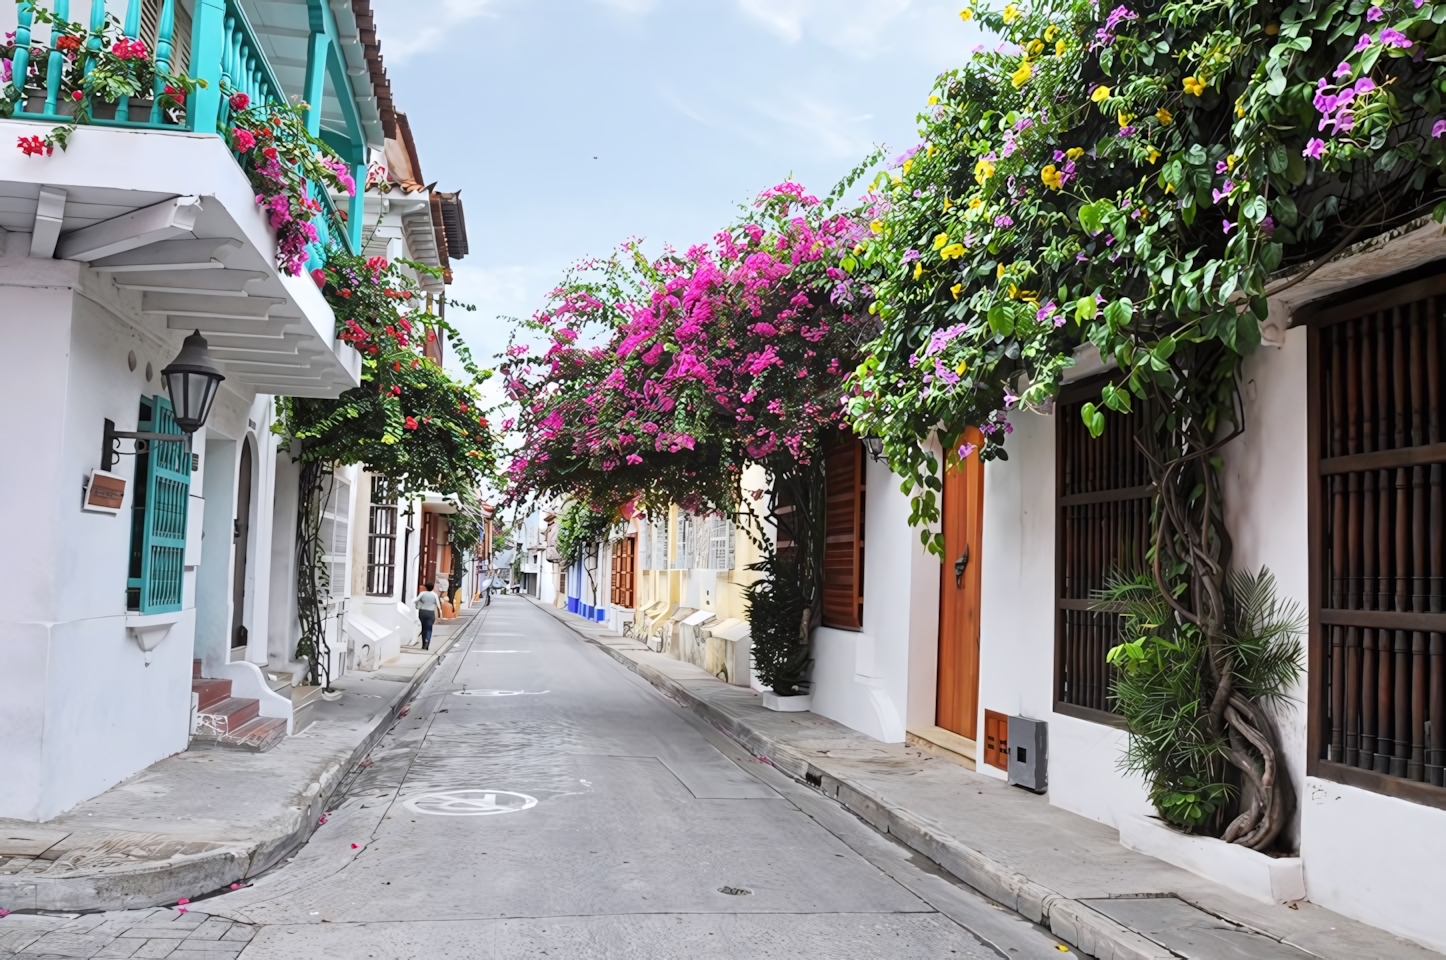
[404,416,419,430]
[389,385,401,396]
[71,89,83,101]
[229,92,250,111]
[16,135,52,157]
[338,289,351,298]
[232,128,256,151]
[56,34,81,51]
[311,268,326,288]
[262,146,278,160]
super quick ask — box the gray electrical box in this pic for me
[1007,715,1047,793]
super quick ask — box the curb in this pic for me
[533,599,1174,960]
[0,612,478,914]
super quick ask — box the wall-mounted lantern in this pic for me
[103,330,225,470]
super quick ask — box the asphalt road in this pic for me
[224,595,1077,959]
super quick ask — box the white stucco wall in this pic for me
[809,455,938,744]
[0,275,194,820]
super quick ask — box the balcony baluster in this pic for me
[42,0,67,115]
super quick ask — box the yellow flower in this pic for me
[969,196,984,209]
[1183,75,1206,96]
[1055,38,1066,55]
[1011,58,1033,89]
[853,243,864,254]
[1002,4,1020,23]
[903,158,914,175]
[959,6,974,20]
[974,157,996,184]
[870,219,884,234]
[951,283,963,300]
[1265,22,1279,34]
[1044,24,1058,40]
[1117,111,1134,127]
[914,261,926,280]
[934,232,950,250]
[1065,146,1084,160]
[941,242,966,260]
[1091,85,1111,103]
[1146,147,1161,164]
[891,174,903,186]
[1007,282,1019,298]
[942,196,954,211]
[1041,164,1063,190]
[997,262,1007,280]
[1027,38,1045,56]
[1235,98,1246,118]
[928,94,940,105]
[1164,182,1176,194]
[1156,107,1173,125]
[1225,153,1237,171]
[927,144,937,156]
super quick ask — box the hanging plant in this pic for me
[225,91,354,276]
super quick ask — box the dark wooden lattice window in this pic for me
[366,476,398,597]
[1308,276,1446,806]
[1055,381,1153,724]
[822,439,865,630]
[611,535,636,608]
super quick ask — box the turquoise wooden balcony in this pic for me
[2,0,376,268]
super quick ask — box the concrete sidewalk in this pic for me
[0,608,483,914]
[531,598,1441,960]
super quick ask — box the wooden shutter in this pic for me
[611,534,636,607]
[822,439,865,630]
[1055,383,1153,723]
[128,396,188,613]
[1308,278,1446,803]
[983,710,1009,771]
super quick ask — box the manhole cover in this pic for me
[402,790,537,816]
[718,886,752,896]
[452,690,549,697]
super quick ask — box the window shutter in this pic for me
[655,516,670,571]
[639,521,652,572]
[674,511,688,570]
[726,520,736,571]
[130,396,189,613]
[709,516,729,570]
[822,439,865,630]
[319,476,351,598]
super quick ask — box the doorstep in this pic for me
[0,611,482,913]
[530,597,1441,960]
[906,725,977,770]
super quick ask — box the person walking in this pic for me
[415,581,440,651]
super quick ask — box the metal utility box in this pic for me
[1007,715,1048,793]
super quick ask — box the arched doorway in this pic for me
[230,438,253,658]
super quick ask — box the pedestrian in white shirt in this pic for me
[415,582,440,651]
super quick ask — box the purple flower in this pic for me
[1036,301,1057,322]
[1303,137,1326,159]
[1355,76,1376,94]
[1053,149,1067,162]
[1354,33,1374,52]
[1003,388,1020,408]
[1216,160,1230,174]
[1367,5,1385,20]
[1212,180,1235,204]
[1334,61,1353,79]
[1223,220,1237,234]
[1118,125,1137,138]
[1334,110,1355,133]
[958,442,977,459]
[994,215,1015,227]
[1432,118,1446,138]
[1261,216,1276,237]
[1380,27,1411,48]
[1076,252,1089,261]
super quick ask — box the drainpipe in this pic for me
[401,502,415,602]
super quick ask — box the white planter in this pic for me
[1118,815,1305,904]
[762,690,812,712]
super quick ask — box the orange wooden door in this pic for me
[937,428,985,740]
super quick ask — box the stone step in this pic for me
[192,678,233,712]
[195,696,259,736]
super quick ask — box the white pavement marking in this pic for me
[452,689,550,697]
[401,789,538,817]
[469,650,531,654]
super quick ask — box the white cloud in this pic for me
[373,0,502,61]
[736,0,915,50]
[589,0,657,13]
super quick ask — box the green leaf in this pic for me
[1076,295,1099,321]
[988,303,1015,337]
[1103,297,1134,331]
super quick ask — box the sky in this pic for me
[371,0,985,383]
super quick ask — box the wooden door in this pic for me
[230,440,252,653]
[937,428,985,740]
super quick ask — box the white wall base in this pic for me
[213,660,293,734]
[1118,815,1305,904]
[762,691,812,712]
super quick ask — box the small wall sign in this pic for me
[84,469,127,514]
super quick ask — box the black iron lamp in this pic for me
[861,436,886,463]
[102,331,225,470]
[161,330,225,433]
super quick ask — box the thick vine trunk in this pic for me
[1146,358,1292,851]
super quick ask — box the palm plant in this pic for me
[1102,568,1303,841]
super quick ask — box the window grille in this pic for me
[822,439,865,630]
[1308,277,1446,803]
[705,514,735,571]
[674,511,692,570]
[366,475,398,596]
[638,520,653,571]
[1055,385,1153,723]
[126,396,188,613]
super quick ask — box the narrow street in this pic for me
[203,595,1069,958]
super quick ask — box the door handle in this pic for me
[954,546,970,587]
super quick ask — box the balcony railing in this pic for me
[6,0,366,267]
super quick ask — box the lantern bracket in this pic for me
[102,418,189,472]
